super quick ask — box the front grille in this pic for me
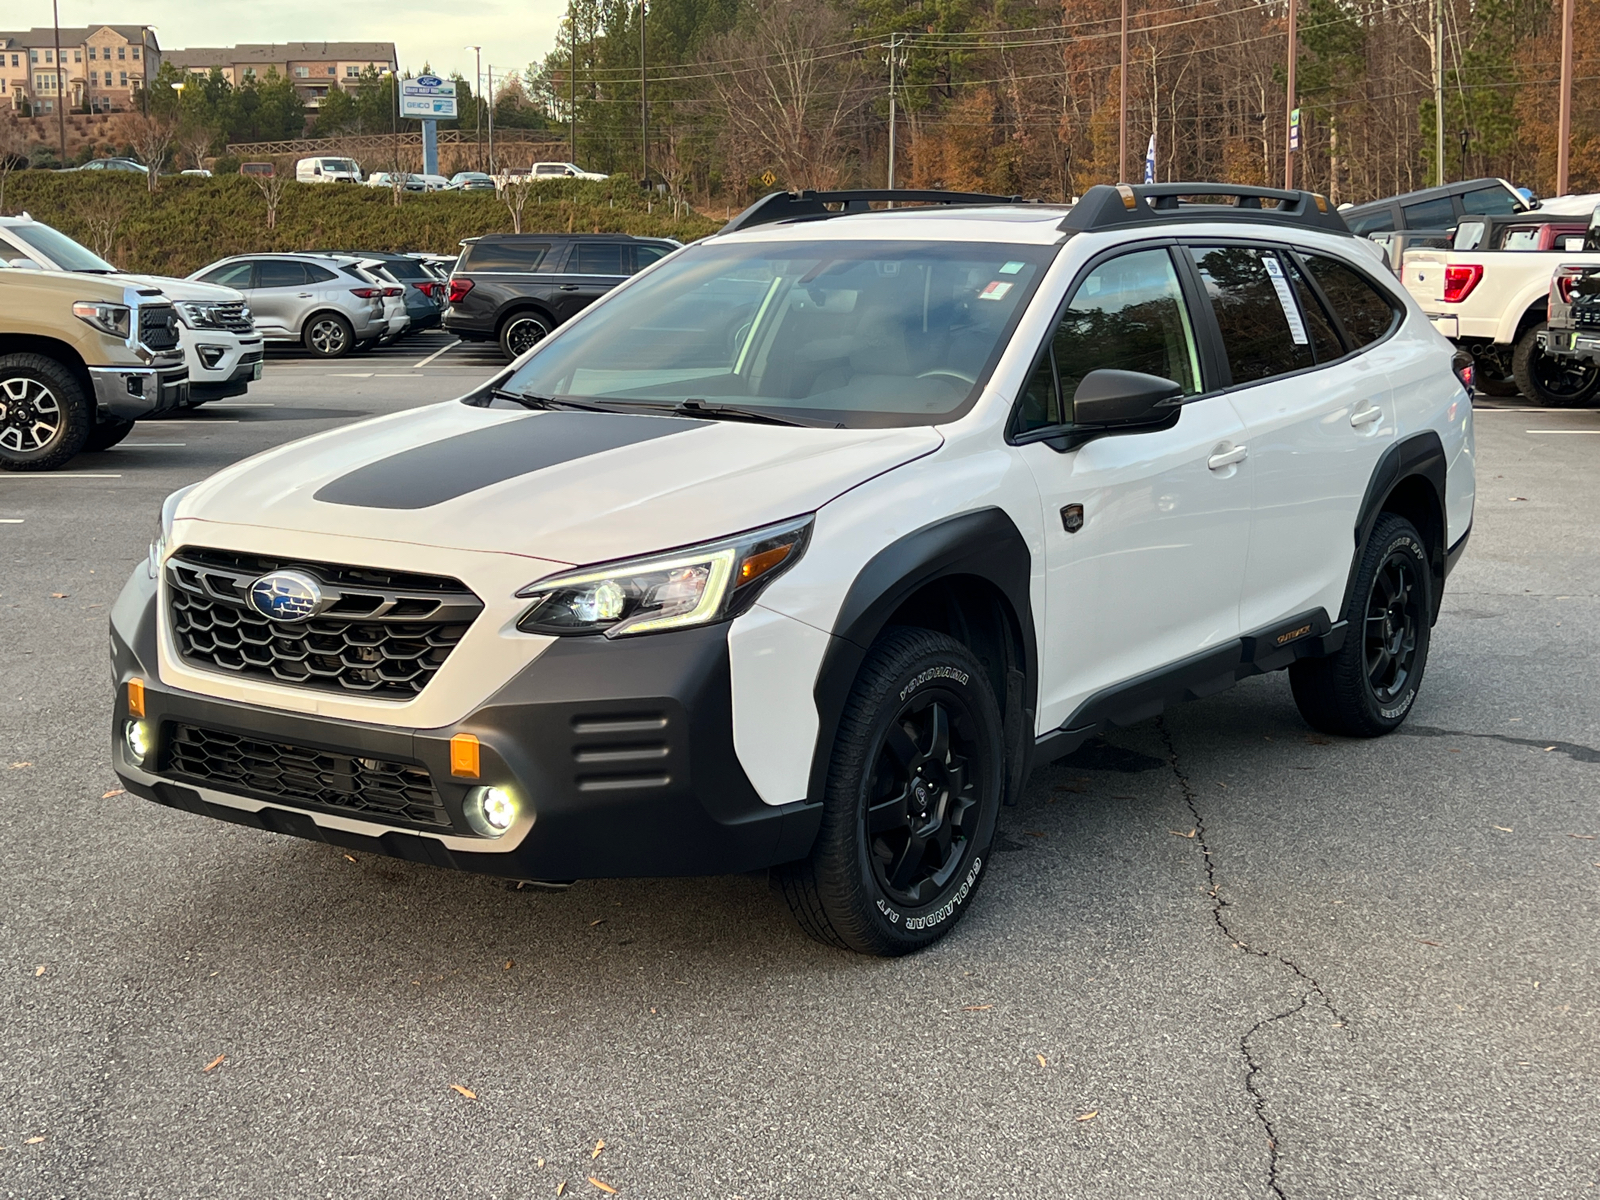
[164,723,450,829]
[138,303,181,351]
[167,548,483,700]
[212,300,255,333]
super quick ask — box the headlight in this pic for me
[149,483,198,576]
[173,301,220,329]
[72,301,131,338]
[516,515,812,638]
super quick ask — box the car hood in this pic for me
[177,401,943,565]
[115,273,245,303]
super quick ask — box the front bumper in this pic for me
[1536,327,1600,360]
[89,363,188,420]
[189,347,265,402]
[109,567,820,880]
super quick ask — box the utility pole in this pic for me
[1119,0,1129,182]
[570,0,578,164]
[1432,0,1445,187]
[486,65,495,174]
[884,33,907,189]
[52,0,66,163]
[633,1,640,184]
[1558,0,1575,195]
[1284,0,1297,189]
[466,46,482,172]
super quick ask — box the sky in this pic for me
[41,0,564,87]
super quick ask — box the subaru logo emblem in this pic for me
[247,570,325,622]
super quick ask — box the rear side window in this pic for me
[305,263,337,283]
[1189,246,1314,383]
[199,261,254,287]
[1016,247,1201,433]
[1460,185,1520,217]
[1303,255,1398,349]
[1284,257,1343,362]
[258,260,309,288]
[1346,208,1395,235]
[1401,195,1456,229]
[572,242,628,275]
[462,242,549,272]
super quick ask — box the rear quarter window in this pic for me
[461,242,550,272]
[1401,195,1457,230]
[1303,254,1399,349]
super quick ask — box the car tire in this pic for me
[499,311,552,361]
[1512,322,1600,406]
[302,313,355,359]
[83,416,135,452]
[0,353,92,472]
[1290,514,1432,738]
[775,627,1003,956]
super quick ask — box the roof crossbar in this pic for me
[1059,183,1350,236]
[722,188,1024,233]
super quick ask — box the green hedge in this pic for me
[1,172,720,277]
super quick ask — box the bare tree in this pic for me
[177,121,217,174]
[250,168,289,231]
[498,174,534,233]
[0,109,27,215]
[120,113,176,193]
[80,189,130,260]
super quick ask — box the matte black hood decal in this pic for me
[314,410,707,510]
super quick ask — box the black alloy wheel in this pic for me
[0,353,92,472]
[1513,322,1600,407]
[1290,513,1433,737]
[500,313,552,360]
[777,627,1003,955]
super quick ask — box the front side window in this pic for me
[503,239,1051,427]
[1401,195,1456,229]
[258,260,309,288]
[1016,247,1200,434]
[199,262,255,287]
[1302,254,1398,349]
[1190,246,1314,383]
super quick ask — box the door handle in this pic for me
[1207,444,1248,471]
[558,284,580,291]
[1351,403,1384,427]
[296,292,313,298]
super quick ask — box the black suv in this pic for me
[443,233,680,359]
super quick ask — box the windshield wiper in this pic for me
[670,399,810,427]
[489,388,622,414]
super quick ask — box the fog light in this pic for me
[197,344,226,369]
[464,785,516,837]
[124,720,151,766]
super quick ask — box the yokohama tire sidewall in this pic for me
[1359,523,1432,729]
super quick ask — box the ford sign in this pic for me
[248,570,325,622]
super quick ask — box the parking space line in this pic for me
[328,373,374,378]
[1526,430,1600,434]
[120,443,187,448]
[0,518,23,523]
[151,420,237,424]
[207,402,275,408]
[413,339,461,368]
[3,473,122,479]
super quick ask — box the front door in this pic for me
[1014,246,1253,732]
[244,259,313,338]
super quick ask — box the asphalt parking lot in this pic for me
[2,334,1597,1199]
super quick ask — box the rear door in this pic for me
[240,259,309,337]
[559,240,633,315]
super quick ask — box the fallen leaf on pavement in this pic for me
[537,1158,545,1168]
[505,960,514,970]
[1169,828,1196,838]
[101,788,124,798]
[35,965,45,977]
[1417,940,1442,947]
[1493,826,1513,833]
[451,1084,477,1100]
[9,762,32,769]
[1509,496,1527,502]
[203,1055,225,1072]
[1567,833,1596,840]
[589,919,607,927]
[589,1178,617,1194]
[50,593,68,599]
[1036,1054,1048,1067]
[1076,1111,1098,1122]
[1544,746,1557,752]
[25,1136,44,1144]
[1024,831,1046,838]
[556,1183,567,1197]
[962,1004,993,1011]
[342,854,357,863]
[591,1139,605,1159]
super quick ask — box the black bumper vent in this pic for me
[163,723,450,829]
[167,548,482,700]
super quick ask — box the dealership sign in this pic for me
[402,75,458,120]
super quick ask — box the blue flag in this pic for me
[1144,134,1156,184]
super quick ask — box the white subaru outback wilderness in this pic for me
[112,184,1475,955]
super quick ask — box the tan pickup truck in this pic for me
[0,268,187,471]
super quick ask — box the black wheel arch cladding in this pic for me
[808,507,1035,808]
[1346,429,1448,624]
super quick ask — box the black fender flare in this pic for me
[806,507,1037,807]
[1343,429,1448,623]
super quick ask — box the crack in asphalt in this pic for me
[1157,718,1351,1200]
[1400,724,1600,764]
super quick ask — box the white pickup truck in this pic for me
[1400,200,1600,403]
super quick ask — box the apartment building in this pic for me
[163,42,397,109]
[0,25,160,113]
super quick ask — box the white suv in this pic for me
[111,184,1474,955]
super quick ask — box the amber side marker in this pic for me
[127,678,146,719]
[450,733,481,778]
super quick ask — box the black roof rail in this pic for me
[722,188,1024,233]
[1060,183,1350,236]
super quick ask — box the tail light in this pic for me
[414,281,437,298]
[447,278,473,304]
[349,287,381,298]
[1441,264,1483,304]
[1451,349,1475,393]
[383,286,404,297]
[1554,265,1585,304]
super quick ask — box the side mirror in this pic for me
[1072,369,1183,427]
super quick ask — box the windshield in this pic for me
[324,159,358,173]
[9,222,117,272]
[501,239,1052,427]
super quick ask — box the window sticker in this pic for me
[999,260,1026,275]
[1262,255,1309,345]
[978,280,1014,301]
